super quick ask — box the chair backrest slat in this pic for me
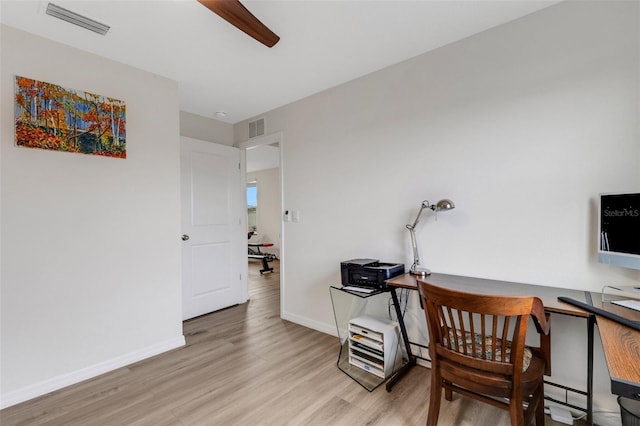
[502,316,510,362]
[445,306,459,352]
[480,314,486,359]
[491,315,499,362]
[468,311,476,358]
[456,309,466,355]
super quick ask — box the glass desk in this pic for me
[329,285,412,391]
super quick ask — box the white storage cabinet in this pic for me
[348,315,399,379]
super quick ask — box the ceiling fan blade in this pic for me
[198,0,280,48]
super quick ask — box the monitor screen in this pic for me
[598,192,640,270]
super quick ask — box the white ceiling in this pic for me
[1,0,559,124]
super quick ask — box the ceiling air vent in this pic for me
[46,3,110,35]
[249,118,265,139]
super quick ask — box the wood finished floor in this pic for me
[2,260,583,425]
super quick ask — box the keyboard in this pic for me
[612,299,640,312]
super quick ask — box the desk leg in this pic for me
[385,287,417,391]
[544,311,595,424]
[587,314,594,426]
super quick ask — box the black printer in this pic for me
[340,258,405,289]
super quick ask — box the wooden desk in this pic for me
[387,272,590,316]
[386,273,599,424]
[597,316,640,398]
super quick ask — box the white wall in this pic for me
[247,168,281,258]
[235,2,639,423]
[1,25,184,407]
[179,111,234,146]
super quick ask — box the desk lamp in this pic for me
[406,199,455,276]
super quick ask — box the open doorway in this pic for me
[240,132,283,314]
[247,181,257,233]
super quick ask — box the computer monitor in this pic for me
[598,192,640,270]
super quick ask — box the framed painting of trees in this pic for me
[14,76,126,158]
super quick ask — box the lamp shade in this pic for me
[435,199,455,211]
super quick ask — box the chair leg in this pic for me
[522,381,545,426]
[535,399,544,425]
[427,367,443,426]
[534,383,545,425]
[509,397,524,426]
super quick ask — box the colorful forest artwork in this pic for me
[14,76,126,158]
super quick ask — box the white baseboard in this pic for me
[281,311,337,336]
[416,358,432,369]
[0,335,185,410]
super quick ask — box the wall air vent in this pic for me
[46,3,110,35]
[249,118,265,139]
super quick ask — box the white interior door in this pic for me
[181,136,245,320]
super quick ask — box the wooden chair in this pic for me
[417,280,551,426]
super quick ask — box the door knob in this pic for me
[181,234,190,241]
